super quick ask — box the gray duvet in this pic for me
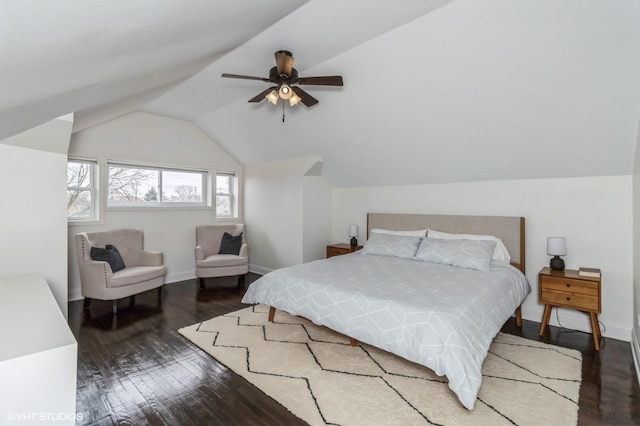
[241,252,530,409]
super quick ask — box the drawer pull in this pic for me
[566,283,571,288]
[566,296,571,301]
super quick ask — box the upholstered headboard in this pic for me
[367,213,525,273]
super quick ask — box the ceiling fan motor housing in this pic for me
[269,67,298,84]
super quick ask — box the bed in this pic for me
[241,213,530,410]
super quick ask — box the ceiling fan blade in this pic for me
[221,73,271,83]
[248,86,278,103]
[292,86,319,107]
[275,50,294,78]
[295,76,343,86]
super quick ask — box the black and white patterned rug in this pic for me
[179,305,581,426]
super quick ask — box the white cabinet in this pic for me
[0,274,77,425]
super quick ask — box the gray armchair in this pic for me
[195,224,248,290]
[75,229,167,314]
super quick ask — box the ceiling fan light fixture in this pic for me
[265,90,279,105]
[279,84,293,100]
[289,93,302,106]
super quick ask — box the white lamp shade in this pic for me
[265,90,279,105]
[547,237,567,256]
[349,225,359,238]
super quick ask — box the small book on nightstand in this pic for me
[578,267,601,278]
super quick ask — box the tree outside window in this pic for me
[107,163,206,207]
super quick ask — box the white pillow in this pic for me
[360,233,422,259]
[414,238,497,272]
[426,229,511,263]
[370,228,427,237]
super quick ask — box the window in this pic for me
[67,159,97,221]
[216,172,235,217]
[107,162,206,207]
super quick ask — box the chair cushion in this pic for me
[219,232,243,255]
[90,245,126,272]
[197,254,248,268]
[109,265,166,287]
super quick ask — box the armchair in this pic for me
[75,229,167,314]
[195,224,248,290]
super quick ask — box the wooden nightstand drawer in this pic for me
[540,275,599,297]
[540,288,599,311]
[326,243,363,258]
[327,247,348,258]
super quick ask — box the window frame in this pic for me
[106,161,208,209]
[67,158,98,222]
[215,172,236,218]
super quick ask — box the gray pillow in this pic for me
[359,233,421,259]
[414,238,496,272]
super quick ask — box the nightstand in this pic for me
[326,243,363,258]
[538,267,602,350]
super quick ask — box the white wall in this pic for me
[332,175,633,342]
[303,162,332,263]
[245,156,331,273]
[67,112,243,300]
[0,117,72,317]
[632,116,640,385]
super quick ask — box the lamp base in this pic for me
[550,255,565,271]
[350,237,358,247]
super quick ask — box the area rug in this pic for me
[179,305,582,426]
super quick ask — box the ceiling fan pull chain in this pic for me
[282,100,285,122]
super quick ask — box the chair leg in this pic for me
[238,274,246,288]
[157,286,162,300]
[112,300,118,315]
[83,298,92,309]
[129,295,135,307]
[199,278,205,291]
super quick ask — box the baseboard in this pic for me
[249,264,274,276]
[69,288,83,302]
[521,305,631,342]
[632,327,640,389]
[166,270,195,284]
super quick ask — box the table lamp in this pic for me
[547,237,567,271]
[349,225,359,247]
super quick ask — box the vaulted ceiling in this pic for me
[2,0,640,187]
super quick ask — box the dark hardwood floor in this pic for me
[69,274,640,425]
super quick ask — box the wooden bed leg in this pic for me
[350,338,357,347]
[268,306,276,322]
[515,306,522,328]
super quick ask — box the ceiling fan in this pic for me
[221,50,343,108]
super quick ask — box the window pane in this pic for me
[216,174,233,217]
[217,175,230,194]
[216,195,231,217]
[67,190,93,218]
[67,162,91,188]
[162,170,203,203]
[108,166,158,203]
[68,160,96,220]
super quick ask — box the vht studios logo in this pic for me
[5,412,84,422]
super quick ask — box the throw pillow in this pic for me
[359,232,422,259]
[90,244,126,272]
[370,228,427,237]
[414,238,496,272]
[219,232,243,255]
[427,228,511,263]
